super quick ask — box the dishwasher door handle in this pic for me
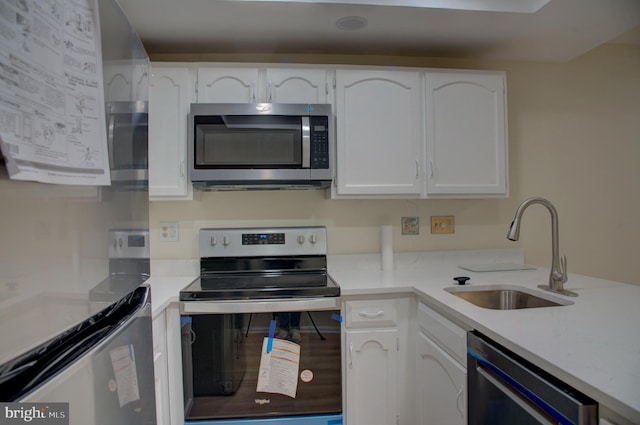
[469,348,574,425]
[476,366,555,425]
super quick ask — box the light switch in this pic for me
[431,216,455,234]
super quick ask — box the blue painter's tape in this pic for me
[331,313,343,323]
[180,316,192,324]
[128,344,134,361]
[327,419,342,425]
[304,105,313,112]
[267,319,276,353]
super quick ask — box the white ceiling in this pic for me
[115,0,640,62]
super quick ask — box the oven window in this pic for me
[195,115,302,168]
[181,310,342,421]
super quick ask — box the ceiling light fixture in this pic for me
[336,15,368,31]
[229,0,551,13]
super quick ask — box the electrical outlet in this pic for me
[401,217,419,235]
[159,221,179,242]
[431,216,455,234]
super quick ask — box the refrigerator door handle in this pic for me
[0,286,151,401]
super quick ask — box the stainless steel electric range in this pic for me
[179,226,342,425]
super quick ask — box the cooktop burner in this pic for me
[181,226,340,301]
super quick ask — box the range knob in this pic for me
[297,234,306,244]
[223,235,231,246]
[209,236,217,246]
[310,233,318,244]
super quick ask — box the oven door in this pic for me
[180,298,342,424]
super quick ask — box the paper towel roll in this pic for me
[381,225,393,271]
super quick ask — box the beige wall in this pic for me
[149,43,640,285]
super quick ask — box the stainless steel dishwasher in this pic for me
[467,331,598,425]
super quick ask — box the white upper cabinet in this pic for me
[424,70,508,197]
[265,68,331,104]
[148,63,196,200]
[197,65,330,104]
[197,66,260,103]
[334,69,423,197]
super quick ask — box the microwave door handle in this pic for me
[302,116,310,168]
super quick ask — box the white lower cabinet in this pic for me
[417,332,466,425]
[345,329,398,425]
[343,298,413,425]
[152,310,170,425]
[416,302,468,425]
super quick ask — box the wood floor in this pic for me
[187,330,342,420]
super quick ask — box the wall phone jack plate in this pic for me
[401,217,419,235]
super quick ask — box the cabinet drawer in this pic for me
[418,302,467,366]
[345,299,397,328]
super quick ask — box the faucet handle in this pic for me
[560,255,568,282]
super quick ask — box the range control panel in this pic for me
[199,226,327,258]
[242,233,285,245]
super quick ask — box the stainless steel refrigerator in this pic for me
[0,0,155,424]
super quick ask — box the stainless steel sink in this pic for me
[444,285,574,310]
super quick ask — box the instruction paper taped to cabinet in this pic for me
[0,0,111,185]
[256,337,300,398]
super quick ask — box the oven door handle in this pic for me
[469,348,574,425]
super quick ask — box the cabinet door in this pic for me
[149,64,195,199]
[417,332,466,425]
[152,311,170,425]
[265,68,329,104]
[425,70,507,196]
[104,61,133,102]
[197,66,259,103]
[345,329,398,425]
[335,69,423,196]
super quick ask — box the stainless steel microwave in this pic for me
[189,103,333,189]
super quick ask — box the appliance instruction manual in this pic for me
[257,337,301,398]
[0,0,111,185]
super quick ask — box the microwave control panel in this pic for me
[310,116,330,169]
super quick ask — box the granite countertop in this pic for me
[147,249,640,422]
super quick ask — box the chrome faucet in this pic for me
[507,197,577,297]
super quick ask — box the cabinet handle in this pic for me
[429,160,434,178]
[267,80,273,103]
[358,310,384,318]
[180,159,186,178]
[349,343,353,368]
[415,160,419,178]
